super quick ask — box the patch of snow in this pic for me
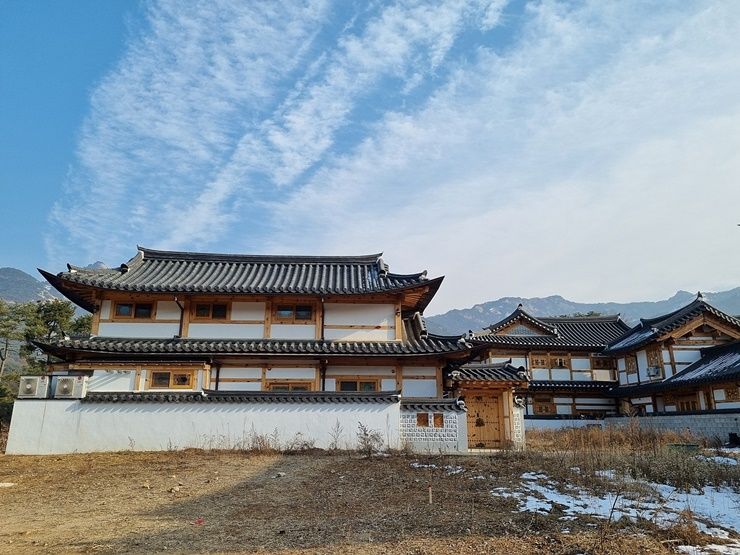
[444,465,464,475]
[697,456,738,466]
[520,472,548,481]
[410,462,437,469]
[677,543,740,554]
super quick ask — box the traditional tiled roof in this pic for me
[452,361,528,383]
[607,340,740,397]
[603,295,740,355]
[39,247,442,312]
[33,316,473,360]
[401,398,467,412]
[528,380,616,391]
[81,390,400,404]
[472,305,630,350]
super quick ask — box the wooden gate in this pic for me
[466,392,503,449]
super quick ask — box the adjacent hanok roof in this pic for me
[39,247,442,313]
[82,390,400,404]
[603,295,740,355]
[528,380,616,391]
[34,315,474,361]
[452,361,528,383]
[608,340,740,397]
[471,305,630,350]
[401,398,467,413]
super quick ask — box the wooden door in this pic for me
[466,393,502,449]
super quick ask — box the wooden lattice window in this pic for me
[533,395,555,415]
[267,382,312,392]
[625,356,638,375]
[417,413,429,427]
[433,413,444,428]
[725,386,739,402]
[646,347,662,368]
[676,395,698,412]
[338,379,378,392]
[114,302,153,319]
[530,354,549,368]
[591,357,616,370]
[273,303,315,324]
[550,355,570,369]
[193,302,229,320]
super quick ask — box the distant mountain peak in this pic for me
[426,288,740,335]
[0,267,62,303]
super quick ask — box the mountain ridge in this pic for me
[426,288,740,335]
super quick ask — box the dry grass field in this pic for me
[0,425,737,554]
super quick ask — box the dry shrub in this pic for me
[525,420,740,490]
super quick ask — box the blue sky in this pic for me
[1,0,739,314]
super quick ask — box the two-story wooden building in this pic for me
[469,305,629,419]
[603,294,740,415]
[7,247,526,454]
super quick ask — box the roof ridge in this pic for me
[137,246,383,264]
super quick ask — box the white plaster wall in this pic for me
[617,358,626,371]
[326,366,395,376]
[510,357,527,368]
[402,367,436,377]
[323,303,394,326]
[217,382,261,392]
[266,367,316,379]
[324,328,394,341]
[532,369,549,380]
[554,396,573,403]
[556,405,573,415]
[231,302,265,320]
[664,364,674,378]
[219,368,262,379]
[618,371,627,385]
[662,349,672,363]
[593,370,613,381]
[98,322,179,339]
[88,371,136,392]
[551,368,570,380]
[673,349,702,364]
[324,378,337,392]
[188,323,264,339]
[381,379,397,391]
[571,358,590,370]
[572,371,591,381]
[401,380,437,397]
[156,301,180,320]
[636,350,648,372]
[6,400,401,454]
[270,324,316,339]
[575,398,613,404]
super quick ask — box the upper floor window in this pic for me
[646,347,662,369]
[550,355,570,369]
[625,355,638,374]
[273,303,315,324]
[193,302,228,320]
[338,379,377,392]
[591,357,616,370]
[114,302,153,319]
[530,354,549,368]
[149,370,194,389]
[268,382,312,392]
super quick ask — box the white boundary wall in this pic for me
[6,400,401,455]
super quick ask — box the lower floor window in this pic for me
[268,382,312,392]
[676,396,698,412]
[150,370,194,389]
[338,380,378,392]
[532,395,555,415]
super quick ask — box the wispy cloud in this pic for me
[48,0,740,312]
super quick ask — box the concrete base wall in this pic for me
[5,400,401,455]
[524,412,740,441]
[604,413,740,441]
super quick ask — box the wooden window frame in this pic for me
[530,353,549,368]
[591,356,616,370]
[191,301,231,321]
[267,382,313,392]
[337,378,379,392]
[416,413,429,427]
[549,354,571,370]
[113,301,155,320]
[148,370,195,390]
[646,347,662,369]
[726,385,740,402]
[532,395,556,415]
[676,394,699,412]
[433,413,444,428]
[271,302,317,324]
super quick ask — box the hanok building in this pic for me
[469,305,630,419]
[7,247,526,455]
[603,294,740,415]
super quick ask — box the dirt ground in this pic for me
[0,449,714,554]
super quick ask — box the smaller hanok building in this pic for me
[469,305,630,421]
[603,294,740,414]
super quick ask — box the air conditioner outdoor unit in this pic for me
[647,366,661,378]
[53,376,88,399]
[17,376,50,399]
